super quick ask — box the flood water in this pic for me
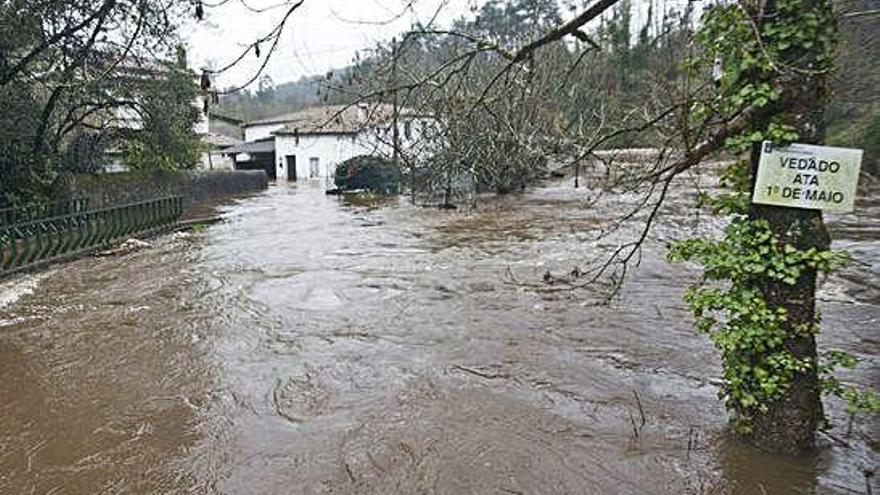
[1,179,877,494]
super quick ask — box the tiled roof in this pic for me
[273,105,380,135]
[221,138,275,155]
[202,133,242,149]
[246,104,423,135]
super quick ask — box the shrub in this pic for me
[334,155,401,194]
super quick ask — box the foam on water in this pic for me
[0,271,51,311]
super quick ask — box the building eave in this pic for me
[273,129,361,137]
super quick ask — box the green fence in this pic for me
[0,196,182,276]
[0,198,91,226]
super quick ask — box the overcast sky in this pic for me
[185,0,685,91]
[185,0,485,90]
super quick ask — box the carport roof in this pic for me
[222,138,275,155]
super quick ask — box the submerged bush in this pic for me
[334,155,401,194]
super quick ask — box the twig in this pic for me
[686,427,695,460]
[452,364,508,380]
[630,412,640,440]
[818,428,852,448]
[341,458,356,484]
[633,390,646,430]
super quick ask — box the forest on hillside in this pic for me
[216,74,324,121]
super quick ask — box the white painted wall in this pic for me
[273,118,435,182]
[114,94,209,134]
[245,123,285,142]
[199,150,235,170]
[114,106,143,131]
[275,133,367,181]
[194,94,209,135]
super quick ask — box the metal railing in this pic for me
[0,198,91,226]
[1,196,182,276]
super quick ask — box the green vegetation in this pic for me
[672,164,879,441]
[123,61,203,172]
[826,0,879,176]
[0,1,203,207]
[668,209,871,426]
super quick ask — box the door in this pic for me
[285,155,297,181]
[309,157,320,178]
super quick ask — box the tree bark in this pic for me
[744,0,832,452]
[747,196,829,454]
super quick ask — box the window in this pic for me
[404,121,412,140]
[309,157,320,178]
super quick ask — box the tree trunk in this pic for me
[747,196,829,454]
[744,0,832,451]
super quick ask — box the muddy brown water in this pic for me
[0,180,877,494]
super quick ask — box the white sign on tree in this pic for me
[752,141,863,213]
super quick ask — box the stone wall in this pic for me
[52,169,268,213]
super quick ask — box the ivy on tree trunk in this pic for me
[744,0,830,453]
[670,0,878,454]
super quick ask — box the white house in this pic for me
[105,62,242,172]
[243,113,300,142]
[271,104,431,182]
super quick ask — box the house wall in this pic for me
[194,94,209,135]
[199,150,235,171]
[245,123,285,142]
[273,118,434,182]
[274,133,366,181]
